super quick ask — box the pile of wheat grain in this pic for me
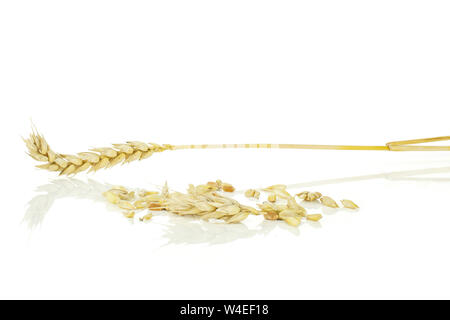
[103,180,359,227]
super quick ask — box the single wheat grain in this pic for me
[245,189,260,199]
[267,194,277,203]
[297,191,322,201]
[320,196,339,208]
[341,199,359,209]
[306,214,323,222]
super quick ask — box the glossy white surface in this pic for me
[1,1,450,299]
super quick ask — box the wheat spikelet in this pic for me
[24,129,174,175]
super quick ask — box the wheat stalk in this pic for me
[24,128,450,175]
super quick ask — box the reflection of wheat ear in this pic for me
[24,128,450,176]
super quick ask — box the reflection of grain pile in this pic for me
[103,181,359,227]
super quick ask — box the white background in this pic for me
[1,1,450,299]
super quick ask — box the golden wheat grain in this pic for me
[263,211,279,220]
[222,183,235,193]
[244,189,260,199]
[263,184,292,199]
[320,196,339,208]
[139,213,153,221]
[306,214,323,222]
[117,200,135,210]
[123,211,135,219]
[297,191,322,201]
[284,217,301,227]
[267,194,277,203]
[341,199,359,209]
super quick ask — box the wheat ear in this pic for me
[24,129,174,175]
[24,129,450,175]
